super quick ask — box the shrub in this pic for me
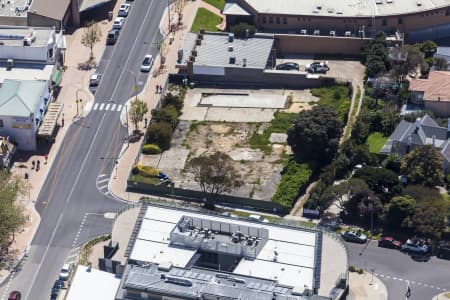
[163,93,184,112]
[230,22,256,38]
[152,105,179,128]
[348,265,357,272]
[146,122,173,150]
[272,160,313,209]
[132,164,160,177]
[142,143,162,155]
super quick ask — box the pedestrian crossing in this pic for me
[92,103,123,112]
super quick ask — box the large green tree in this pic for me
[354,166,399,196]
[384,196,416,229]
[287,106,342,165]
[401,145,444,187]
[403,200,447,239]
[319,178,369,211]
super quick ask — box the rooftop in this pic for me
[0,26,55,47]
[0,0,29,17]
[0,79,47,117]
[239,0,450,17]
[409,71,450,101]
[127,206,321,291]
[0,63,54,84]
[29,0,71,20]
[185,32,273,69]
[66,265,121,300]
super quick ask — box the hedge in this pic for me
[142,143,162,155]
[272,161,313,209]
[132,164,160,177]
[146,122,173,150]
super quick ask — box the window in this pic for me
[446,8,450,16]
[262,16,267,23]
[0,120,3,127]
[269,16,273,24]
[276,17,280,24]
[398,17,403,24]
[282,17,287,24]
[382,18,387,26]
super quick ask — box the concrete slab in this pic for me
[158,148,190,170]
[269,133,287,144]
[228,148,264,161]
[206,107,276,122]
[199,93,286,109]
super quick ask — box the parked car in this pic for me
[275,62,300,71]
[51,280,63,298]
[89,74,102,86]
[341,230,367,243]
[106,29,119,45]
[118,3,131,17]
[8,291,21,300]
[378,236,402,249]
[401,239,428,254]
[59,263,72,281]
[306,61,329,73]
[113,17,125,30]
[437,243,450,260]
[140,54,154,72]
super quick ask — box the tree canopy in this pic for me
[129,98,148,131]
[287,106,342,165]
[81,21,102,59]
[354,166,399,196]
[401,145,444,187]
[384,196,416,229]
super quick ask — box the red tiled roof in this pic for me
[409,71,450,102]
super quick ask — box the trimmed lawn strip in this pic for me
[203,0,225,10]
[191,8,222,32]
[366,132,388,153]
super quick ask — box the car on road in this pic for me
[341,230,367,243]
[106,29,119,45]
[378,236,402,249]
[306,61,329,73]
[8,291,21,300]
[275,62,300,71]
[140,54,154,72]
[437,243,450,260]
[118,3,131,17]
[51,279,64,298]
[401,239,428,254]
[89,73,102,86]
[59,263,72,281]
[113,17,125,30]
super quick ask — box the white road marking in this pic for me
[97,178,109,184]
[98,174,107,178]
[111,104,117,111]
[93,103,99,110]
[105,103,111,111]
[117,104,123,111]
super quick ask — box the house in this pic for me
[434,47,450,70]
[0,79,50,151]
[381,115,450,172]
[409,71,450,116]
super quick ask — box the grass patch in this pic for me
[366,132,388,153]
[311,85,351,123]
[203,0,225,10]
[249,112,297,154]
[190,8,222,32]
[129,174,161,185]
[343,87,362,140]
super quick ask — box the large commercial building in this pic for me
[224,0,450,41]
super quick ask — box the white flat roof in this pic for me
[132,206,319,288]
[0,64,53,84]
[244,0,450,17]
[66,265,120,300]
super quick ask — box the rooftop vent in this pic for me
[386,0,393,3]
[228,45,233,52]
[312,8,319,13]
[196,39,201,46]
[316,5,322,9]
[375,0,383,4]
[229,56,236,64]
[243,58,247,67]
[327,8,334,13]
[345,31,352,37]
[300,29,307,35]
[228,33,234,42]
[336,10,343,14]
[191,49,197,56]
[313,29,320,35]
[416,1,422,6]
[329,30,336,36]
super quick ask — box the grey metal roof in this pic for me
[223,1,251,16]
[0,79,47,117]
[436,47,450,58]
[191,32,273,69]
[420,114,440,127]
[441,140,450,162]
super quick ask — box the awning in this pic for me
[52,69,63,86]
[37,102,63,138]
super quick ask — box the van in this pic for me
[106,29,119,45]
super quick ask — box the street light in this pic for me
[75,88,84,116]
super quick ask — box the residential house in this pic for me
[0,79,50,151]
[381,115,450,172]
[409,71,450,117]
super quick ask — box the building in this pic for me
[409,71,450,116]
[0,79,50,151]
[109,205,348,300]
[434,47,450,70]
[0,0,29,27]
[224,0,450,42]
[381,115,450,171]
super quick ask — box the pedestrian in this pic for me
[44,154,48,165]
[144,117,148,128]
[36,160,40,171]
[31,160,35,170]
[155,85,159,94]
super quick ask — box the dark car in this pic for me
[106,29,119,45]
[8,291,21,300]
[341,230,367,243]
[276,62,300,71]
[437,243,450,260]
[378,236,402,249]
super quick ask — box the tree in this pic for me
[403,200,446,239]
[81,21,102,59]
[230,22,256,38]
[129,99,148,132]
[354,166,399,196]
[401,145,444,187]
[0,172,26,257]
[384,196,416,229]
[287,106,342,165]
[418,40,437,58]
[351,118,370,144]
[320,178,370,211]
[363,32,388,77]
[343,187,383,225]
[434,57,448,70]
[146,122,173,150]
[152,105,179,128]
[188,152,243,209]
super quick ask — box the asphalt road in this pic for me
[347,240,450,300]
[0,0,165,299]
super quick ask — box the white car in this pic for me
[140,54,154,72]
[89,73,101,86]
[113,17,125,30]
[118,3,131,17]
[59,263,72,281]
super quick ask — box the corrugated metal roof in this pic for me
[0,79,47,117]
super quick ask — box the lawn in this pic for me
[366,132,388,153]
[311,85,351,123]
[190,8,222,32]
[203,0,225,10]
